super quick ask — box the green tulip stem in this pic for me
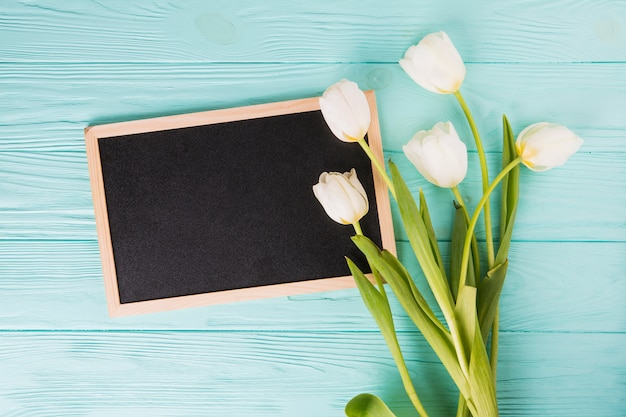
[352,221,382,295]
[451,186,481,282]
[454,91,495,269]
[356,137,396,199]
[459,157,523,291]
[351,221,429,417]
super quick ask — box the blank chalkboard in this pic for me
[85,93,395,317]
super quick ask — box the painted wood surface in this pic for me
[0,332,623,417]
[1,0,624,63]
[1,0,625,416]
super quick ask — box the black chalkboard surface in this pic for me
[85,94,395,317]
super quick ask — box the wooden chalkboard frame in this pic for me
[85,92,395,317]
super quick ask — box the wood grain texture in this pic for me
[0,150,621,241]
[1,0,625,415]
[391,153,626,242]
[1,241,624,333]
[1,63,625,153]
[2,62,623,243]
[1,331,624,417]
[1,0,625,63]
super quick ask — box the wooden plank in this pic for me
[2,120,624,154]
[1,0,625,63]
[390,154,626,242]
[2,57,622,241]
[0,151,621,241]
[1,240,624,332]
[0,331,623,416]
[1,63,625,155]
[1,2,624,417]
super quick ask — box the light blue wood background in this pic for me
[1,1,625,416]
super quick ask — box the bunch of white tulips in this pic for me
[313,31,582,417]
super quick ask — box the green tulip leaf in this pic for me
[454,285,478,364]
[419,188,447,281]
[468,322,499,417]
[496,115,520,266]
[450,204,476,301]
[347,257,428,411]
[346,257,397,355]
[380,249,448,334]
[345,393,398,417]
[388,161,455,317]
[476,261,508,341]
[351,235,471,400]
[351,236,443,333]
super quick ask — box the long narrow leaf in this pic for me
[378,250,444,331]
[347,258,428,415]
[496,115,520,265]
[450,204,476,300]
[351,237,447,336]
[388,161,455,320]
[419,189,447,281]
[454,285,477,364]
[503,115,520,227]
[346,258,405,368]
[476,261,508,342]
[499,115,513,237]
[345,393,398,417]
[468,322,499,417]
[351,235,471,400]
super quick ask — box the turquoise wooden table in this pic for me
[1,1,625,416]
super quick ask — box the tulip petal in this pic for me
[400,45,440,94]
[313,169,369,225]
[346,168,368,200]
[339,84,371,139]
[318,98,349,141]
[336,174,368,223]
[420,135,451,186]
[403,122,467,188]
[325,177,355,224]
[424,32,466,93]
[404,138,436,184]
[400,31,465,94]
[319,79,371,142]
[313,181,342,224]
[516,122,583,172]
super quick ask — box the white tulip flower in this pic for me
[319,79,371,142]
[516,122,583,172]
[399,31,466,94]
[313,169,369,225]
[403,121,468,188]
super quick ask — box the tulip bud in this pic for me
[515,122,583,172]
[313,169,369,225]
[403,121,468,188]
[399,31,466,94]
[319,79,371,142]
